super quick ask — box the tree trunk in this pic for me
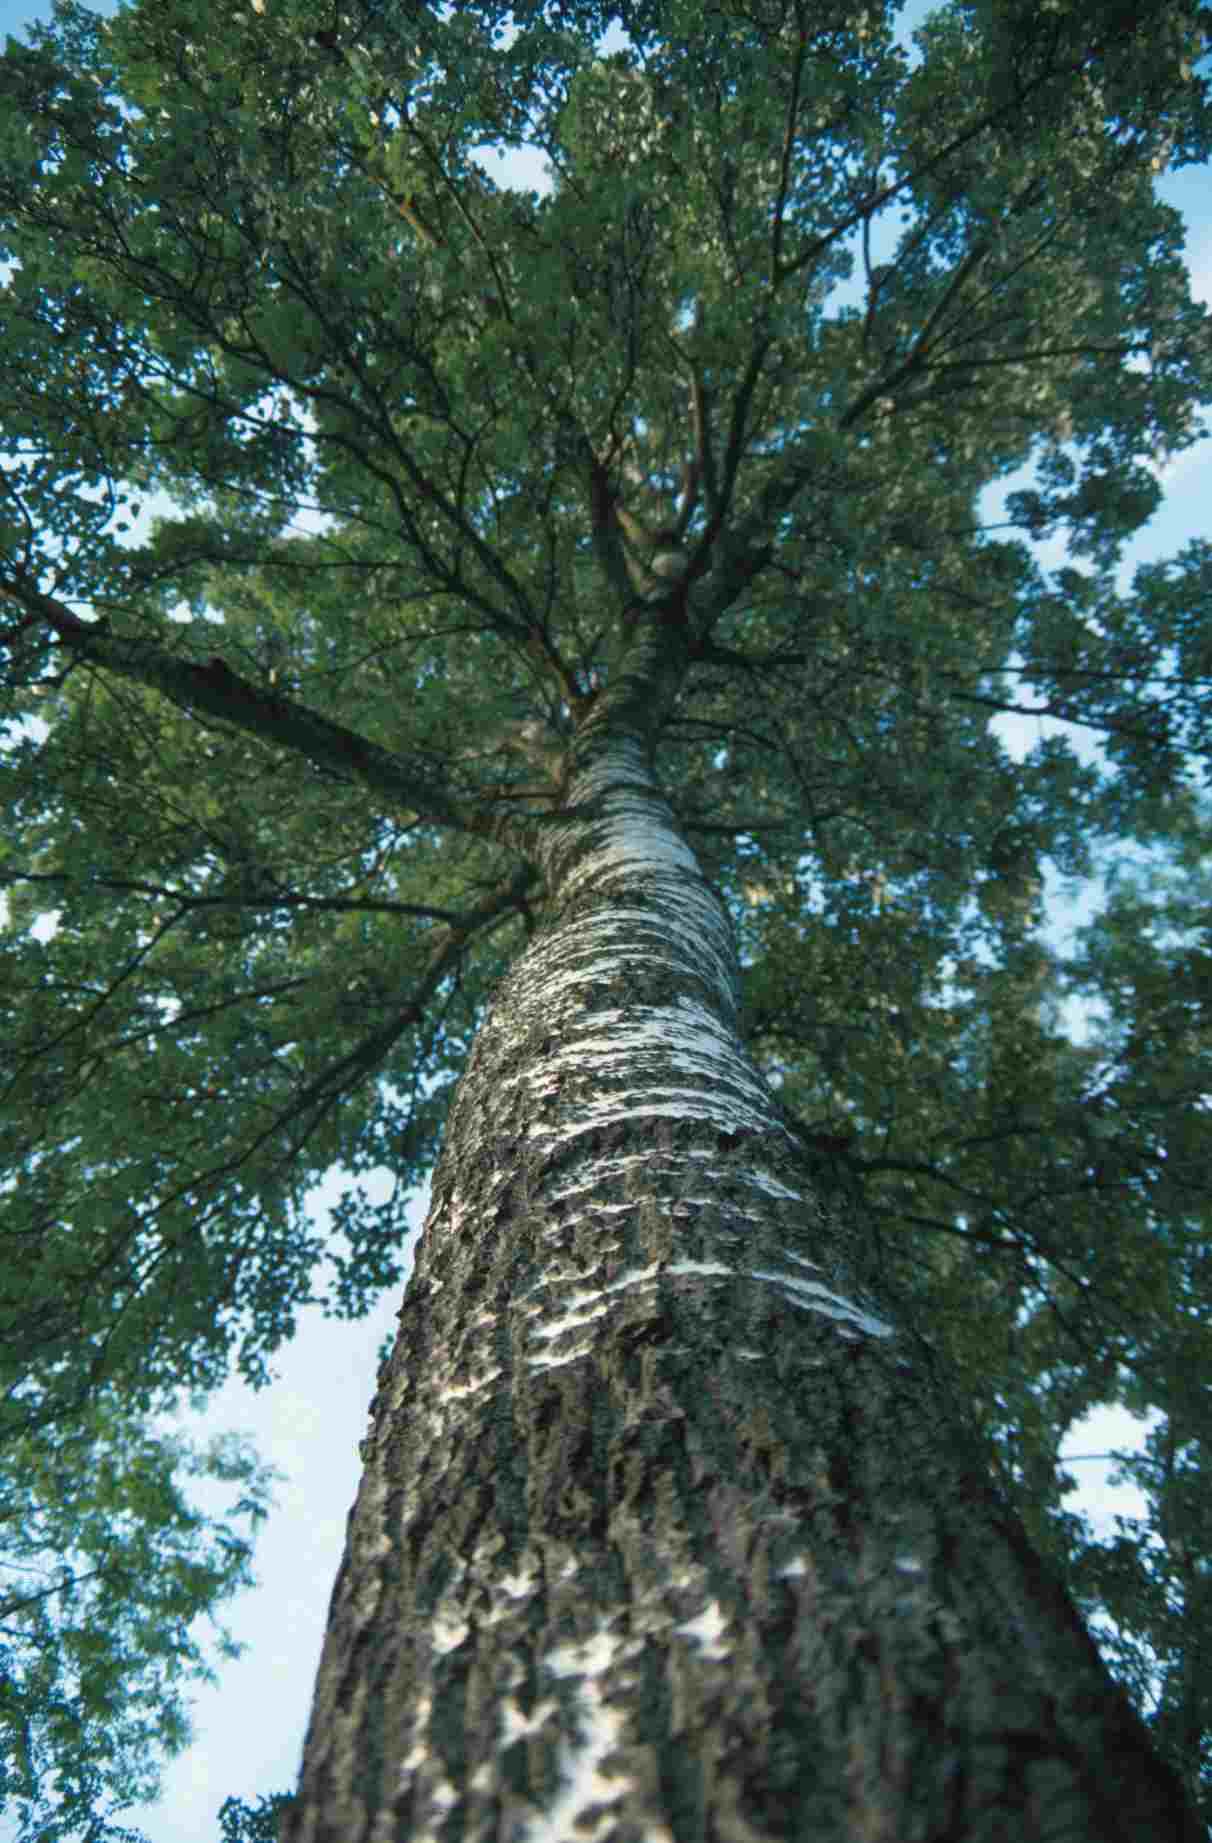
[281,735,1199,1843]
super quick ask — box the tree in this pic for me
[1,0,1211,1834]
[0,1390,276,1843]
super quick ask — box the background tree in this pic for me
[0,1390,276,1843]
[1,0,1211,1834]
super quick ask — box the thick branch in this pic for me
[0,578,529,848]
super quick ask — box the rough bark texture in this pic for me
[282,734,1199,1843]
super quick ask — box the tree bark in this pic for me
[281,735,1199,1843]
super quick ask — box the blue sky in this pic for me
[1,0,1209,1836]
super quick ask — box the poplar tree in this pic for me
[2,0,1210,1836]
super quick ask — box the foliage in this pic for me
[216,1791,294,1843]
[0,0,1210,1831]
[0,1390,277,1843]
